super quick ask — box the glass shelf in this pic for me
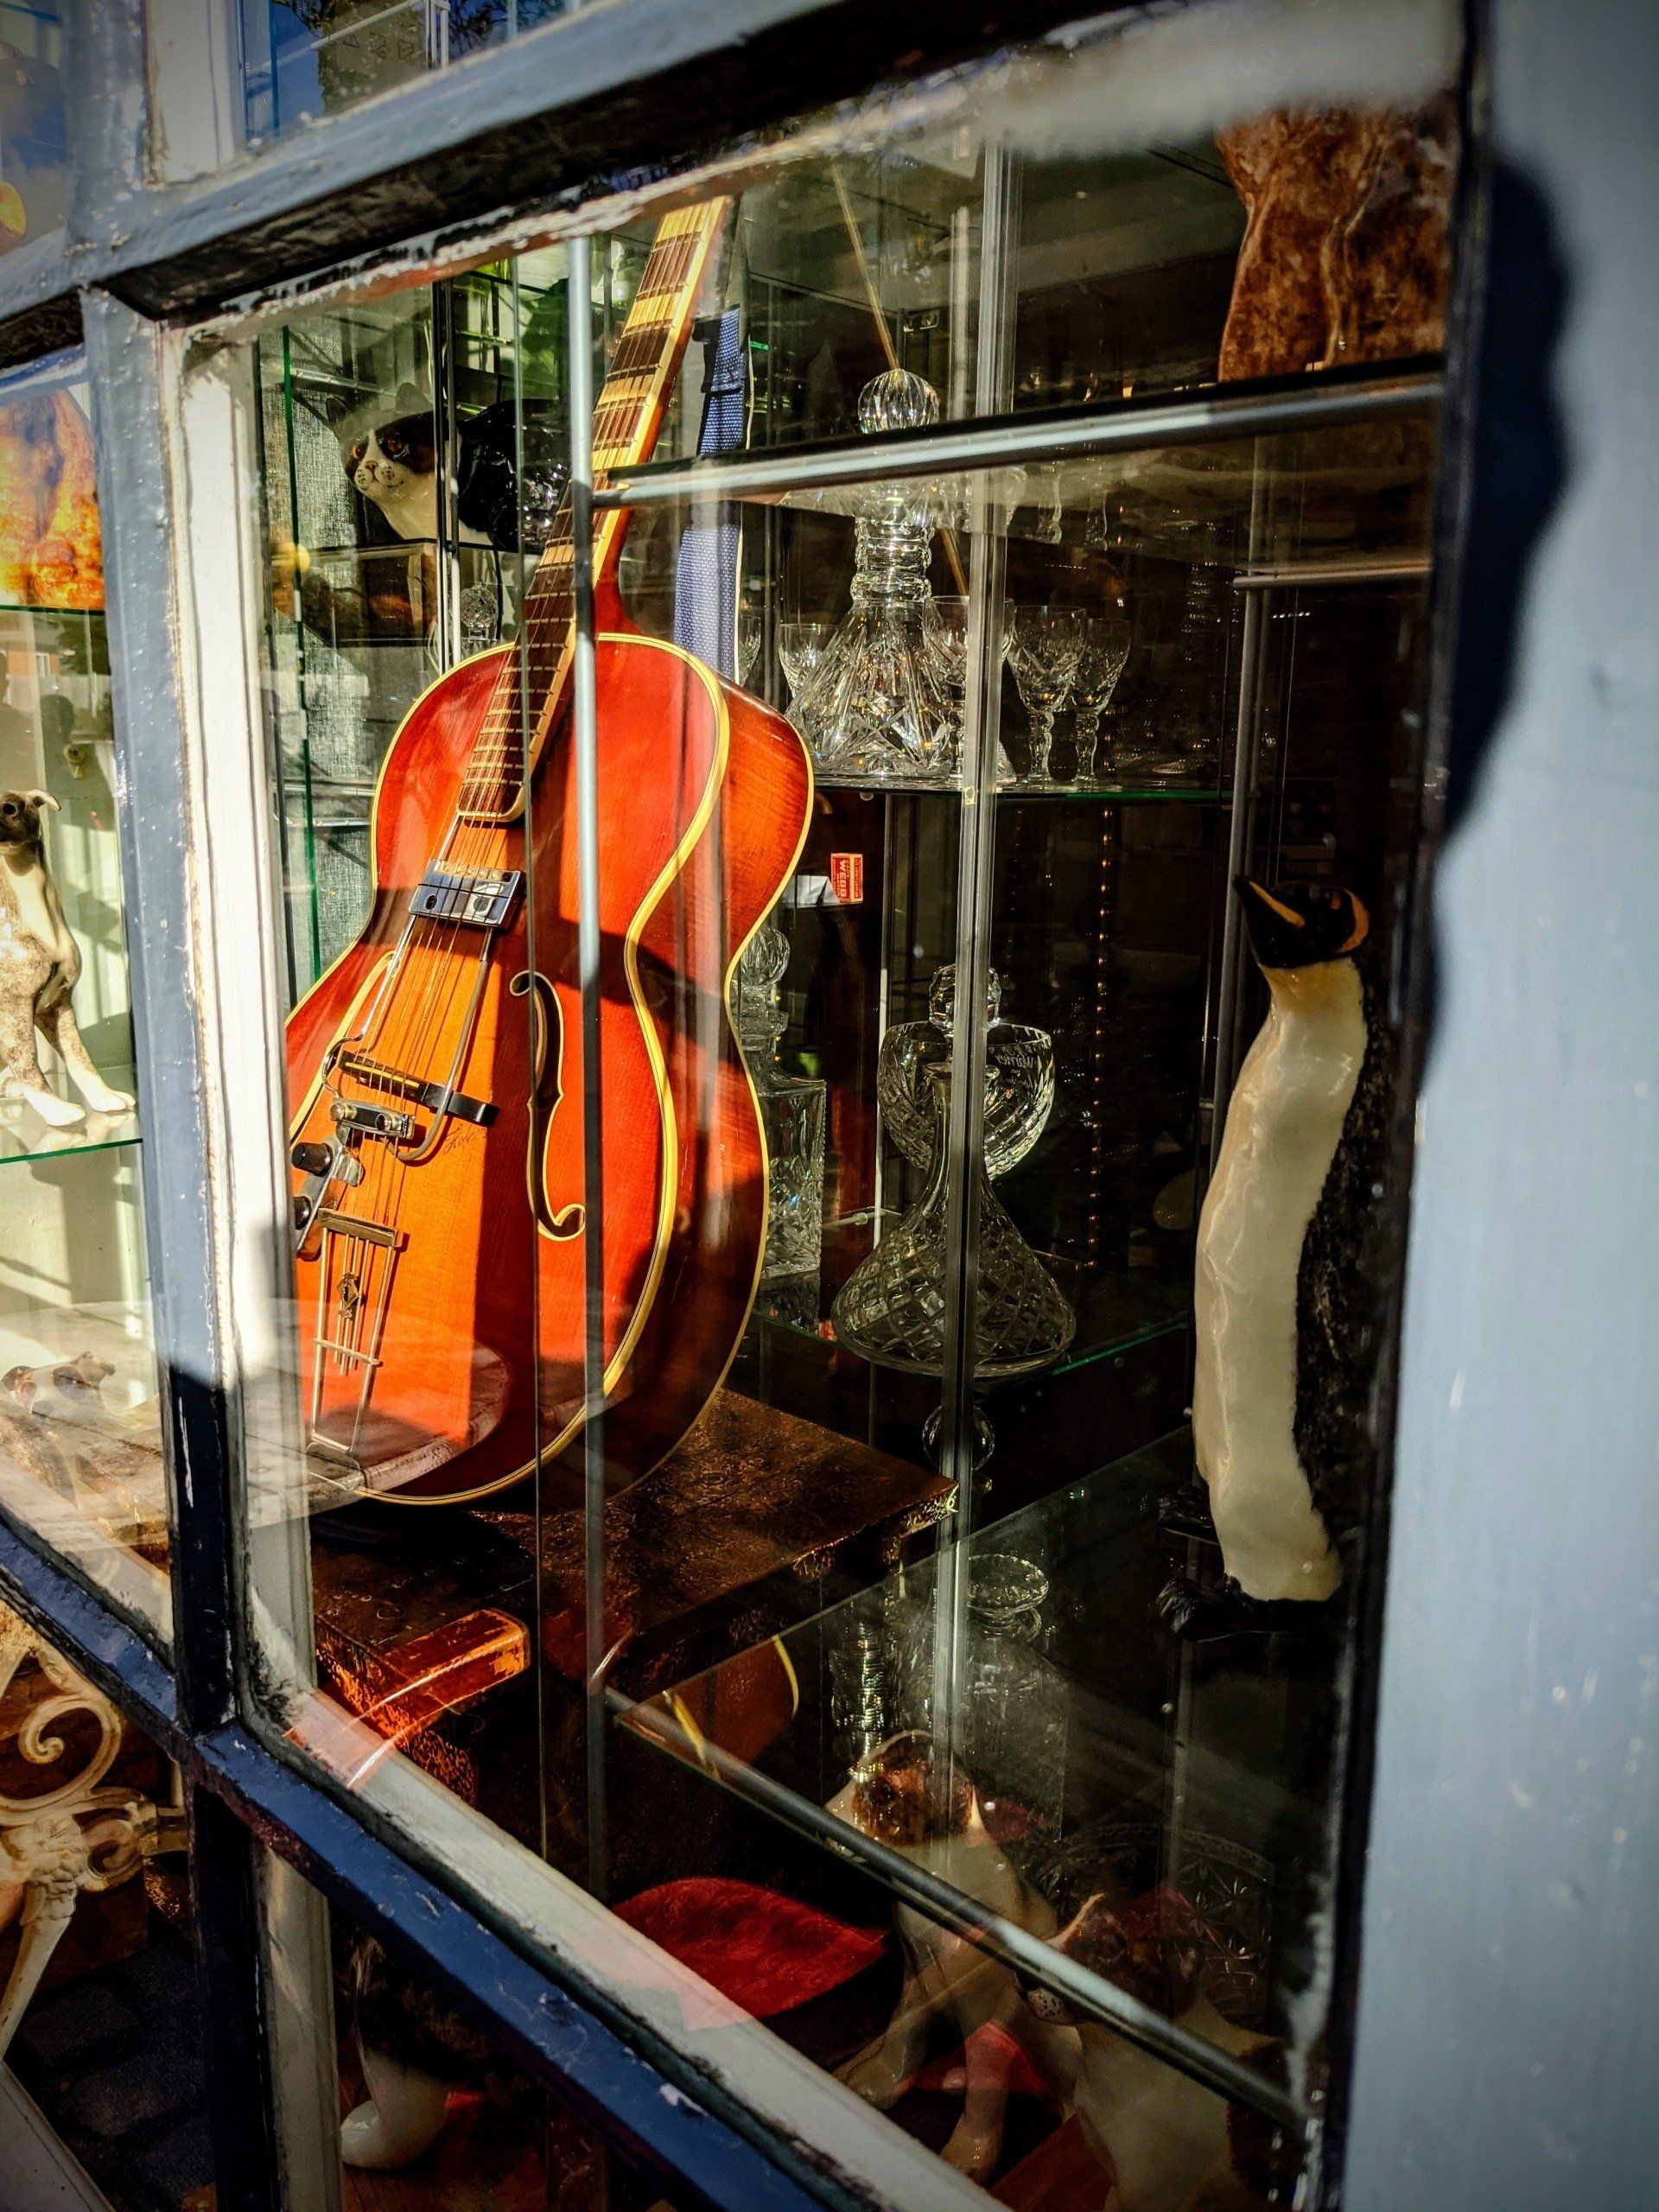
[0,599,104,618]
[810,771,1224,802]
[751,1211,1188,1378]
[0,1081,139,1166]
[618,1426,1328,2106]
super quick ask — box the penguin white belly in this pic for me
[1193,962,1364,1600]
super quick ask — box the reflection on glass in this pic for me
[0,1611,197,2190]
[237,0,564,143]
[0,2,65,256]
[0,357,164,1637]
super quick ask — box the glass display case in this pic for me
[0,357,165,1638]
[10,0,1659,2204]
[229,29,1458,2190]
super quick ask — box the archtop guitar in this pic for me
[285,203,811,1503]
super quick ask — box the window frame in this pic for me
[0,4,1560,2209]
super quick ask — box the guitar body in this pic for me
[285,591,810,1505]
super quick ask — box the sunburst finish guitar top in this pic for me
[284,204,812,1504]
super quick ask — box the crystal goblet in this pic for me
[1070,614,1131,784]
[778,619,836,709]
[1006,605,1082,785]
[736,603,764,689]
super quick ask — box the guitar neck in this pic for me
[459,200,730,823]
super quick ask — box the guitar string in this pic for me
[346,329,676,1383]
[316,208,718,1431]
[348,229,701,1086]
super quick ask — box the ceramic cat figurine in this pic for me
[0,790,131,1128]
[342,387,486,549]
[340,384,568,551]
[830,1732,1078,2180]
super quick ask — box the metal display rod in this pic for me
[594,365,1443,509]
[1234,557,1433,589]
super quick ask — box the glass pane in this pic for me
[0,1601,199,2207]
[0,1,66,261]
[0,353,168,1640]
[224,0,564,150]
[225,5,1462,2202]
[266,1864,639,2211]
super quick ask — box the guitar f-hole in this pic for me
[511,969,584,1242]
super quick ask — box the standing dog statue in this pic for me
[0,790,131,1128]
[830,1732,1079,2180]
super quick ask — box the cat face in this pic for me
[345,410,436,508]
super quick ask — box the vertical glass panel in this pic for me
[0,1,66,262]
[0,353,168,1639]
[0,1602,199,2205]
[230,7,1461,2202]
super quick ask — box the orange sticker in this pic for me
[830,852,864,904]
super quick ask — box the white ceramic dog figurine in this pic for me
[1024,1888,1290,2212]
[830,1732,1078,2181]
[0,790,132,1128]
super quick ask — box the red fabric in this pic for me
[615,1878,887,2017]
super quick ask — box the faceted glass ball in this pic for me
[858,367,941,437]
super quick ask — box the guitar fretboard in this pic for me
[457,204,728,823]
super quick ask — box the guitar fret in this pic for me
[448,198,725,810]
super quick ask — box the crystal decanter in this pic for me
[790,368,959,785]
[732,919,826,1287]
[830,966,1075,1376]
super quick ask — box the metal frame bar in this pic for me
[567,232,612,1902]
[0,0,1109,353]
[595,366,1444,508]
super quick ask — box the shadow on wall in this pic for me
[1440,159,1570,842]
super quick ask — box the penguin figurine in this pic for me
[1192,879,1391,1603]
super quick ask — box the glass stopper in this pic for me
[927,962,1002,1033]
[857,367,941,437]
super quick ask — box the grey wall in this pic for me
[1344,2,1659,2205]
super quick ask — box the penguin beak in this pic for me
[1237,878,1305,930]
[1236,877,1311,969]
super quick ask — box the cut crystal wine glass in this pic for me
[778,619,836,712]
[1070,614,1131,784]
[1006,605,1083,785]
[735,603,764,690]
